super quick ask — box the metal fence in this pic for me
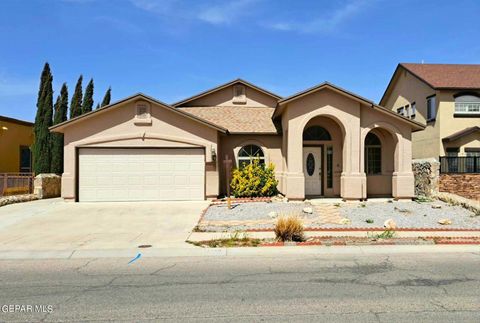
[0,173,35,197]
[439,157,480,174]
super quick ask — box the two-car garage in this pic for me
[78,148,205,202]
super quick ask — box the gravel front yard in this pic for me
[197,200,480,232]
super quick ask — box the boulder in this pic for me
[384,219,397,230]
[438,218,452,225]
[431,204,442,209]
[268,211,278,219]
[302,207,313,214]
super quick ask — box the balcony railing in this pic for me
[455,102,480,114]
[439,156,480,174]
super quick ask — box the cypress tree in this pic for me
[95,103,100,110]
[33,63,53,174]
[70,75,83,118]
[81,79,94,114]
[51,83,68,174]
[101,87,111,107]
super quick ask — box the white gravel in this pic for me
[198,200,480,231]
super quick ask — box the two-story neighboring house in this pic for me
[380,63,480,167]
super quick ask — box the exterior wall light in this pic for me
[211,147,217,162]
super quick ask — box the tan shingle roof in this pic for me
[401,63,480,89]
[443,126,480,142]
[177,106,279,133]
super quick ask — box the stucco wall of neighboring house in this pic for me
[180,84,278,108]
[382,69,440,159]
[437,90,480,156]
[217,134,283,195]
[0,119,33,173]
[58,99,220,201]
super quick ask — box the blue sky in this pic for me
[1,0,479,121]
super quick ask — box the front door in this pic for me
[303,147,322,196]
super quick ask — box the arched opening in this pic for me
[364,128,395,197]
[302,117,344,197]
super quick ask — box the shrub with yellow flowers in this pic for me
[230,158,278,197]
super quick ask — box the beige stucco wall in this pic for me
[0,119,33,173]
[437,90,480,156]
[56,99,220,201]
[382,69,439,159]
[217,134,283,195]
[181,84,278,108]
[280,87,415,200]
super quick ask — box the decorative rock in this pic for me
[438,218,452,225]
[339,218,351,225]
[384,219,397,230]
[302,207,313,214]
[268,211,278,219]
[394,206,411,214]
[0,194,38,207]
[431,204,442,209]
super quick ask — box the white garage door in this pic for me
[78,148,205,202]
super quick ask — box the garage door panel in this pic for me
[79,148,205,202]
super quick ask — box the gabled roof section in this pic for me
[442,126,480,143]
[275,81,425,131]
[172,78,282,107]
[380,63,480,106]
[49,93,227,133]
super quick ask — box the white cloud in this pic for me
[130,0,259,25]
[265,0,374,33]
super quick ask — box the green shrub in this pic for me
[230,158,278,197]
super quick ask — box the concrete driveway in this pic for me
[0,198,209,250]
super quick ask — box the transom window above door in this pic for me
[303,126,331,141]
[238,144,265,168]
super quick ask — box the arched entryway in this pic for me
[302,116,344,197]
[363,127,397,197]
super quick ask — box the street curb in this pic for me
[0,244,478,260]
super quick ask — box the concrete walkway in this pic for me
[0,198,209,251]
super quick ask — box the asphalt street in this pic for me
[1,251,479,322]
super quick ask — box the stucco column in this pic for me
[284,123,305,199]
[392,136,414,199]
[61,144,76,201]
[340,120,366,200]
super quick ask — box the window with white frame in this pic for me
[427,96,436,121]
[233,84,246,104]
[410,102,416,119]
[454,94,480,115]
[405,105,410,118]
[237,144,264,168]
[397,107,405,116]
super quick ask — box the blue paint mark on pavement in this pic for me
[128,253,142,264]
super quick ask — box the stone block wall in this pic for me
[412,159,439,197]
[439,174,480,201]
[34,174,61,199]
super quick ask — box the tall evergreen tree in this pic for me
[70,75,83,118]
[51,83,68,174]
[95,103,100,110]
[33,63,53,174]
[81,79,94,114]
[100,87,111,107]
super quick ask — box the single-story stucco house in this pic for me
[50,79,425,202]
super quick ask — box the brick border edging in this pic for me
[211,197,273,205]
[244,227,480,232]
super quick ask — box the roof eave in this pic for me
[49,93,228,134]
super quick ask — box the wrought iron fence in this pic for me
[0,173,35,197]
[439,157,480,174]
